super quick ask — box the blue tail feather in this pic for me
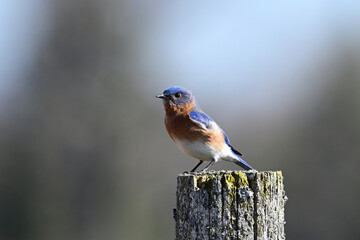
[233,153,254,170]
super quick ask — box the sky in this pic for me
[0,0,51,103]
[132,0,360,117]
[1,0,360,116]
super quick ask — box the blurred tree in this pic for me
[0,0,160,239]
[284,45,360,240]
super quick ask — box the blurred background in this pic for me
[0,0,359,239]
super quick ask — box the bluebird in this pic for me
[156,86,254,172]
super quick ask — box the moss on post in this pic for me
[174,171,286,240]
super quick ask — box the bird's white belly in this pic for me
[173,138,220,162]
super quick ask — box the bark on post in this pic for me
[174,171,286,240]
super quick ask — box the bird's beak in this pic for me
[156,94,165,99]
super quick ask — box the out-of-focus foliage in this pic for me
[0,1,359,240]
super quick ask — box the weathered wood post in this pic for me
[174,171,286,240]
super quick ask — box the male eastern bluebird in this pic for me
[156,86,254,172]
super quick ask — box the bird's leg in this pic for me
[200,160,215,172]
[189,160,204,172]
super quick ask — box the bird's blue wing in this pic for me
[190,112,243,156]
[223,129,253,169]
[223,130,252,169]
[190,111,252,169]
[222,130,231,145]
[222,129,243,156]
[189,111,215,130]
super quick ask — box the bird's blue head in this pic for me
[156,86,195,106]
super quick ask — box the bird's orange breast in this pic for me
[164,102,226,151]
[165,114,203,142]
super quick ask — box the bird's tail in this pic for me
[234,156,254,170]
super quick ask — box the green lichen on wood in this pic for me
[233,171,249,187]
[183,171,249,191]
[195,174,213,191]
[257,171,284,199]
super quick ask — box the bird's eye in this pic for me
[174,92,181,98]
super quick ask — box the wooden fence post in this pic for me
[174,171,286,240]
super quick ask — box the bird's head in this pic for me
[156,86,195,106]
